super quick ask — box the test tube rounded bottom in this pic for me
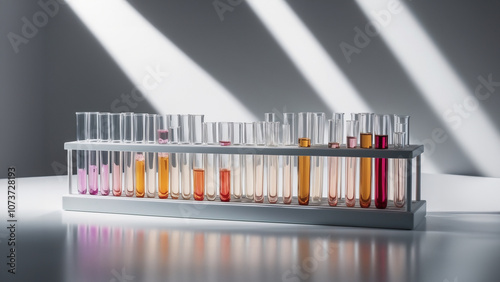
[100,163,110,196]
[88,164,99,195]
[220,169,231,202]
[112,162,121,196]
[158,153,169,199]
[77,168,87,194]
[193,168,205,201]
[135,154,145,198]
[394,159,406,208]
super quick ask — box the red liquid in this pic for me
[219,140,231,146]
[193,168,205,201]
[375,135,388,209]
[220,169,231,202]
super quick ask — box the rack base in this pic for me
[62,195,426,230]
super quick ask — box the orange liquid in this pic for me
[158,154,169,199]
[193,168,205,201]
[135,159,145,197]
[360,133,372,208]
[298,138,311,205]
[220,169,231,202]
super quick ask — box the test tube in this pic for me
[393,115,410,208]
[180,114,192,200]
[282,113,296,204]
[243,123,255,200]
[345,120,359,207]
[327,119,342,206]
[266,121,280,204]
[123,113,134,197]
[232,122,243,200]
[297,112,312,205]
[157,114,169,199]
[134,113,147,197]
[332,113,344,201]
[76,112,88,194]
[191,115,205,201]
[204,122,218,201]
[168,114,180,199]
[310,112,325,205]
[145,114,157,198]
[88,112,100,195]
[264,112,276,122]
[374,114,391,209]
[254,121,265,203]
[219,122,232,202]
[110,113,122,196]
[359,113,373,208]
[99,113,111,196]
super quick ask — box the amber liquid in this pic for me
[298,138,311,205]
[360,133,372,208]
[158,153,169,199]
[135,155,145,197]
[193,168,205,201]
[220,168,231,202]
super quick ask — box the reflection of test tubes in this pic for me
[146,114,157,198]
[168,114,180,199]
[157,115,169,199]
[99,113,111,196]
[393,115,410,208]
[232,122,243,199]
[110,113,122,196]
[76,112,88,194]
[327,119,343,206]
[180,114,192,200]
[297,112,312,205]
[191,115,205,201]
[88,112,100,195]
[282,113,296,204]
[345,120,359,207]
[219,122,232,202]
[310,112,325,205]
[204,122,217,201]
[243,123,255,200]
[123,113,134,197]
[266,121,280,204]
[374,114,391,209]
[254,121,265,203]
[134,113,147,198]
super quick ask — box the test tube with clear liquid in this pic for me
[123,113,134,197]
[204,122,218,201]
[310,113,325,205]
[168,114,181,199]
[345,120,359,207]
[327,119,343,206]
[99,113,111,196]
[110,113,122,196]
[145,114,157,198]
[180,114,192,200]
[266,121,280,204]
[282,113,296,204]
[231,122,243,200]
[254,121,265,203]
[88,112,100,195]
[76,112,88,194]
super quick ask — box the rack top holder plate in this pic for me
[63,141,425,230]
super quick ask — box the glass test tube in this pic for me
[393,115,410,208]
[191,115,205,201]
[134,113,147,197]
[88,112,100,195]
[99,113,111,196]
[123,113,134,197]
[374,114,391,209]
[219,122,232,202]
[145,114,157,198]
[157,114,169,199]
[110,113,122,196]
[297,112,312,205]
[282,113,296,204]
[180,114,192,200]
[254,121,265,203]
[243,123,255,200]
[332,113,345,200]
[231,122,243,199]
[327,119,342,206]
[204,122,218,201]
[168,114,180,199]
[76,112,88,194]
[359,113,373,208]
[266,121,280,204]
[310,112,325,205]
[345,120,359,207]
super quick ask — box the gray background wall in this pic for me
[1,0,499,178]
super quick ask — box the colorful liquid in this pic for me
[219,140,231,146]
[328,156,339,206]
[135,154,145,198]
[77,168,87,194]
[254,155,264,203]
[347,136,357,148]
[88,164,99,195]
[267,155,278,204]
[220,169,231,202]
[157,129,168,144]
[328,142,339,149]
[360,133,372,208]
[298,138,311,205]
[112,163,121,196]
[158,153,169,199]
[375,135,388,209]
[100,164,110,195]
[193,168,205,201]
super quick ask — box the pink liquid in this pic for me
[158,129,169,144]
[101,164,110,195]
[88,165,99,195]
[219,140,231,146]
[375,135,388,209]
[78,168,87,194]
[112,164,122,196]
[347,136,357,148]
